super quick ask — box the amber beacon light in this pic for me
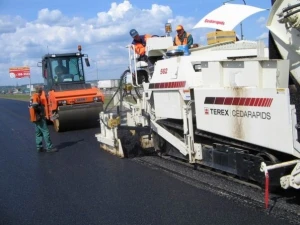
[165,23,172,36]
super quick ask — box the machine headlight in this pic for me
[58,100,67,105]
[94,97,102,102]
[193,64,202,72]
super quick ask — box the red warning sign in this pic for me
[9,67,30,79]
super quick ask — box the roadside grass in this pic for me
[0,94,136,108]
[0,94,30,101]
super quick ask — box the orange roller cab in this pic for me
[38,45,105,132]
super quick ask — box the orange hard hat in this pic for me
[176,25,184,31]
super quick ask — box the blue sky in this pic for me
[0,0,271,86]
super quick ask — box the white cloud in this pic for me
[256,16,266,24]
[107,1,132,21]
[0,0,201,85]
[145,4,172,17]
[256,32,268,40]
[37,8,63,24]
[256,16,267,28]
[0,15,26,34]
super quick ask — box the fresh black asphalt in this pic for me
[0,98,297,225]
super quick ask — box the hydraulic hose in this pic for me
[134,86,142,99]
[283,9,300,19]
[282,3,300,13]
[100,69,130,129]
[103,69,130,113]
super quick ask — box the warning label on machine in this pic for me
[204,97,273,107]
[203,95,273,120]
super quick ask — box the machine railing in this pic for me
[127,44,141,88]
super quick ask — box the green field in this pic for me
[0,93,137,110]
[0,94,30,101]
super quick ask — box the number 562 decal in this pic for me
[160,68,168,74]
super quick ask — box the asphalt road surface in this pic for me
[0,98,298,225]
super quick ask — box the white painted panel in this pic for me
[154,91,183,119]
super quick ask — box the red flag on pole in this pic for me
[9,67,30,79]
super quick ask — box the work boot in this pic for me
[37,147,44,153]
[46,147,58,153]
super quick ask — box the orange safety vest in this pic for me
[29,93,44,122]
[132,34,152,56]
[174,32,191,46]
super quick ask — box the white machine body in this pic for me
[96,0,300,191]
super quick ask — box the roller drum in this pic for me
[53,102,103,132]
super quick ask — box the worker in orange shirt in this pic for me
[129,29,152,61]
[29,86,58,153]
[173,25,193,48]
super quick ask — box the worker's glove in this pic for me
[134,54,140,60]
[34,105,45,118]
[137,55,148,62]
[35,114,42,121]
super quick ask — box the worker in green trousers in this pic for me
[29,86,58,153]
